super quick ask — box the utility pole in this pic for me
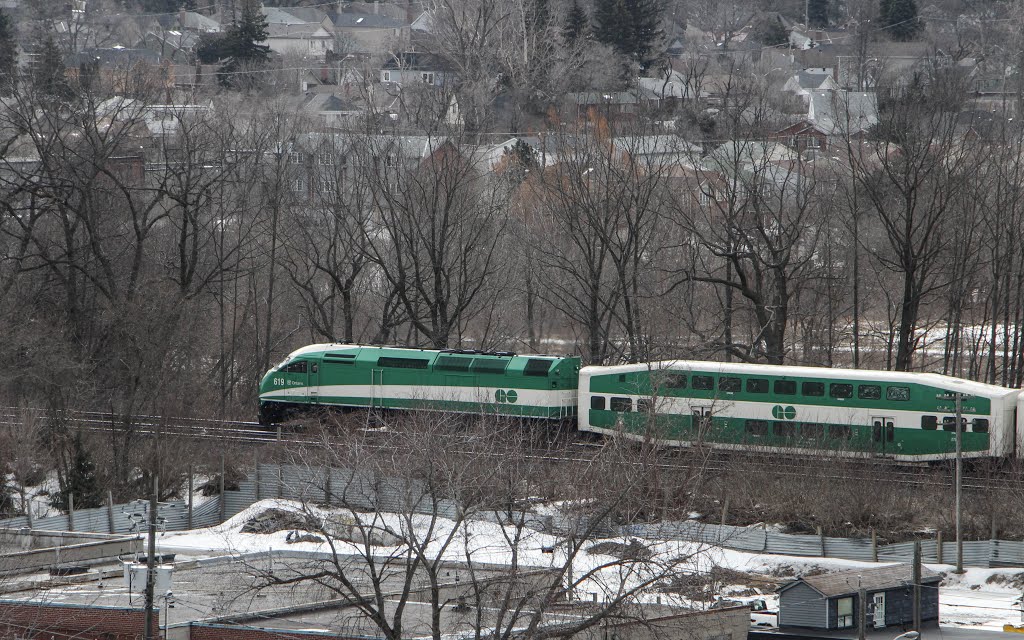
[913,541,922,634]
[858,586,867,640]
[144,475,158,640]
[955,392,964,574]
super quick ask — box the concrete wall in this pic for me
[0,532,140,576]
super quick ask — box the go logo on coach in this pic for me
[772,405,796,420]
[495,389,519,404]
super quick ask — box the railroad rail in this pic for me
[3,407,1022,493]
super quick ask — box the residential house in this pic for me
[263,7,335,57]
[566,88,661,123]
[807,90,878,136]
[778,563,940,631]
[155,10,221,33]
[380,52,455,86]
[335,8,410,53]
[301,93,363,129]
[782,69,840,101]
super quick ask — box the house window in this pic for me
[837,597,854,628]
[421,71,435,84]
[699,188,714,206]
[291,176,306,193]
[382,70,391,82]
[288,151,303,164]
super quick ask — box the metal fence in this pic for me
[4,463,1023,568]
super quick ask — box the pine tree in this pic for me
[0,10,16,95]
[31,33,72,100]
[50,431,103,510]
[563,0,589,44]
[218,0,271,86]
[880,0,920,40]
[808,0,829,27]
[594,0,664,68]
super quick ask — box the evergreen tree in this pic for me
[563,0,589,44]
[50,431,103,510]
[218,0,271,87]
[808,0,829,27]
[0,10,16,95]
[594,0,664,68]
[31,33,72,101]
[880,0,920,40]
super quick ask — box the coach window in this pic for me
[773,422,795,437]
[801,381,824,397]
[801,423,824,438]
[662,374,686,389]
[591,396,606,410]
[942,416,966,432]
[747,378,769,393]
[637,398,653,414]
[973,418,989,433]
[830,383,853,399]
[921,415,938,430]
[692,375,714,390]
[774,380,796,395]
[858,384,881,400]
[719,377,741,392]
[610,397,632,412]
[886,386,911,401]
[829,424,852,440]
[745,419,769,436]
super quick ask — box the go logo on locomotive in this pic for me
[494,389,519,404]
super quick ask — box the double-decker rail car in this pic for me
[579,361,1021,462]
[258,344,581,425]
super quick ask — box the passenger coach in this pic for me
[579,361,1021,462]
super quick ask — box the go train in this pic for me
[258,344,1024,462]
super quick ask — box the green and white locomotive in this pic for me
[260,345,1024,462]
[258,344,581,425]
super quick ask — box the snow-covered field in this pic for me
[160,499,1024,631]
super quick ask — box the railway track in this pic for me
[2,407,1021,492]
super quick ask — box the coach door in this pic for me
[871,415,895,453]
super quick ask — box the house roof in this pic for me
[781,564,940,598]
[303,93,361,114]
[335,13,406,28]
[155,11,221,32]
[808,90,878,135]
[267,23,333,39]
[795,70,833,90]
[68,47,161,67]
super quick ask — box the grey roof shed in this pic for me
[778,563,941,631]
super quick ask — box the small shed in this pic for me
[777,563,940,631]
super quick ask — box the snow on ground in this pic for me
[4,470,60,520]
[161,499,1024,629]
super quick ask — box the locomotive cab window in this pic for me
[283,361,308,373]
[801,381,824,397]
[747,378,769,393]
[719,377,741,392]
[858,384,881,400]
[610,397,632,412]
[830,383,853,399]
[591,396,606,410]
[774,380,796,395]
[692,375,714,390]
